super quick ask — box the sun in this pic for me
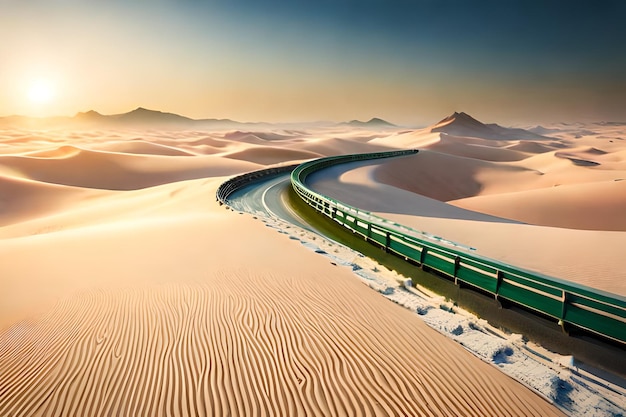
[27,80,55,104]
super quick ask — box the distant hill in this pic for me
[88,107,230,128]
[74,110,106,122]
[0,107,250,129]
[109,107,194,125]
[0,108,401,130]
[342,118,396,128]
[431,112,548,140]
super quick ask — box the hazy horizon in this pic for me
[2,0,625,125]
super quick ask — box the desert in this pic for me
[1,109,624,416]
[3,1,626,415]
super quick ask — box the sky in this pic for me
[1,0,625,125]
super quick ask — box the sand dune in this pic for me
[222,130,289,144]
[89,140,198,156]
[369,129,441,148]
[0,181,563,416]
[554,150,602,167]
[595,148,626,161]
[505,141,559,154]
[2,119,622,416]
[451,179,626,230]
[0,174,109,226]
[293,137,394,157]
[370,130,537,164]
[185,136,239,150]
[425,134,531,162]
[0,147,260,190]
[373,144,626,224]
[222,146,322,165]
[24,145,84,158]
[372,150,537,201]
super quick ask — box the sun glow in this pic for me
[27,80,55,104]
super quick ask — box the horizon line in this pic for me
[2,107,625,127]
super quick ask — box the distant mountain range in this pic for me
[0,107,260,129]
[0,108,401,130]
[0,108,550,140]
[430,112,548,140]
[74,107,249,128]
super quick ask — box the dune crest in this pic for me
[89,140,198,156]
[25,145,83,159]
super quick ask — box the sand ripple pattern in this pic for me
[0,270,561,416]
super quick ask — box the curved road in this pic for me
[226,173,313,231]
[225,171,626,380]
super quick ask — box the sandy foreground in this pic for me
[0,119,622,416]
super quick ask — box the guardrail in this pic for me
[290,150,626,345]
[216,164,299,205]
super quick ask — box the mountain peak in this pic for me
[430,112,548,140]
[366,117,395,126]
[434,112,485,129]
[344,117,395,127]
[128,107,164,115]
[75,110,103,118]
[133,106,158,112]
[114,107,193,125]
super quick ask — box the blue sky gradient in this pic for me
[2,0,625,124]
